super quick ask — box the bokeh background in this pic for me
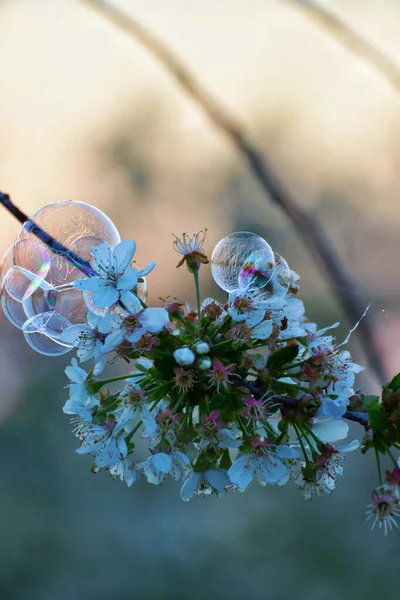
[1,0,400,598]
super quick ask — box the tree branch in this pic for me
[76,0,388,384]
[0,192,97,277]
[284,0,400,95]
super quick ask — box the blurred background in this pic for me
[1,0,400,598]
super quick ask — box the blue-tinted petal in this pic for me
[180,472,200,502]
[117,268,138,291]
[113,239,136,273]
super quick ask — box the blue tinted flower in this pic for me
[74,239,155,308]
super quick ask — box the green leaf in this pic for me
[363,395,388,434]
[387,373,400,391]
[267,344,299,370]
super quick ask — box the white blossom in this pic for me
[74,240,155,308]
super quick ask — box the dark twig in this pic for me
[0,192,97,276]
[284,0,400,95]
[77,0,388,384]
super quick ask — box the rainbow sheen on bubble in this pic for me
[0,201,122,354]
[3,266,52,303]
[238,250,275,291]
[260,253,291,299]
[211,232,275,293]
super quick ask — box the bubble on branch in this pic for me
[0,201,122,354]
[13,200,120,281]
[211,231,275,293]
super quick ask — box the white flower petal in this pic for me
[91,284,119,308]
[117,268,138,291]
[120,290,142,314]
[92,243,114,273]
[140,307,169,333]
[138,260,156,277]
[103,329,125,352]
[113,239,136,273]
[312,417,349,443]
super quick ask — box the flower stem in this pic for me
[129,399,159,439]
[375,447,384,486]
[293,422,310,464]
[386,447,398,469]
[193,267,201,319]
[96,374,132,386]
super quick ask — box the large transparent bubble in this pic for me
[211,232,275,293]
[14,201,120,284]
[1,201,121,355]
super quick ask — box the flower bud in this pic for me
[194,341,210,355]
[173,347,196,366]
[198,357,212,371]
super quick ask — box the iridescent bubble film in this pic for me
[13,238,51,278]
[3,266,52,303]
[1,289,26,330]
[211,232,275,293]
[23,311,73,345]
[13,201,120,285]
[238,249,275,291]
[260,253,291,299]
[0,245,13,288]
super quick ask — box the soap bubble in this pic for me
[23,311,73,345]
[0,245,14,288]
[3,266,52,303]
[136,277,148,303]
[0,202,122,355]
[23,331,72,356]
[261,253,291,299]
[1,289,26,329]
[211,232,275,293]
[47,234,105,286]
[238,249,275,291]
[13,201,120,284]
[13,238,52,278]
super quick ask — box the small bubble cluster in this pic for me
[211,231,291,297]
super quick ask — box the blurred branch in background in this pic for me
[284,0,400,95]
[77,0,388,383]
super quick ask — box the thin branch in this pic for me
[77,0,388,383]
[0,192,97,276]
[284,0,400,94]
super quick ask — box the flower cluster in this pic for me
[55,233,364,501]
[2,201,400,535]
